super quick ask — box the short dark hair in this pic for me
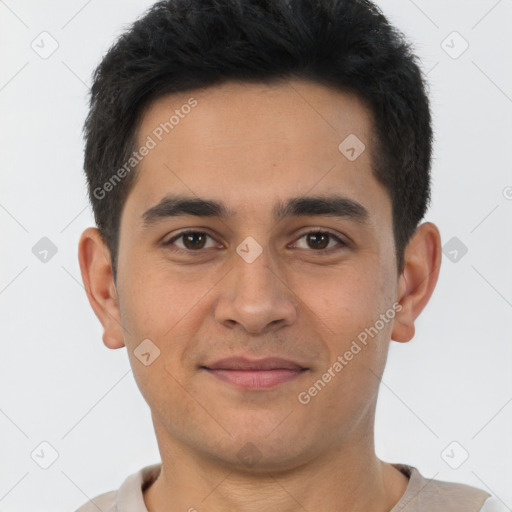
[83,0,433,282]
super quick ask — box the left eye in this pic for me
[163,230,346,252]
[292,231,346,251]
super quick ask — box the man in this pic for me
[76,0,503,510]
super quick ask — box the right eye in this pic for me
[163,230,219,252]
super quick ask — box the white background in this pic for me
[0,0,511,510]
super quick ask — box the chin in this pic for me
[200,428,316,473]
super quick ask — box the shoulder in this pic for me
[74,490,117,512]
[392,463,492,511]
[478,497,510,512]
[74,463,161,512]
[427,474,491,502]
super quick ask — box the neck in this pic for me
[143,421,408,512]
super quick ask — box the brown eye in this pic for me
[164,231,216,252]
[293,230,347,252]
[182,232,207,250]
[306,232,330,250]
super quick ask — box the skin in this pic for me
[78,79,441,511]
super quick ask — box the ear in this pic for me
[391,222,442,343]
[78,227,126,349]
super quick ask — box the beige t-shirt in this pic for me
[75,462,495,512]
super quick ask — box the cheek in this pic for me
[119,253,205,338]
[303,257,396,398]
[307,262,388,336]
[118,261,222,396]
[117,266,205,417]
[293,264,394,420]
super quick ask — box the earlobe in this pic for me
[391,222,442,343]
[78,227,126,349]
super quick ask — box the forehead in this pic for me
[137,79,375,155]
[125,79,388,225]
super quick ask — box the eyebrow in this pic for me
[141,194,369,228]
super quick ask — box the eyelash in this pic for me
[163,229,348,254]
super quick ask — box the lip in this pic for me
[204,356,307,371]
[201,357,309,390]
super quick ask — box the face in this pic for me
[99,79,406,470]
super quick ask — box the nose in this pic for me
[214,245,298,335]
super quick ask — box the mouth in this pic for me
[201,357,309,390]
